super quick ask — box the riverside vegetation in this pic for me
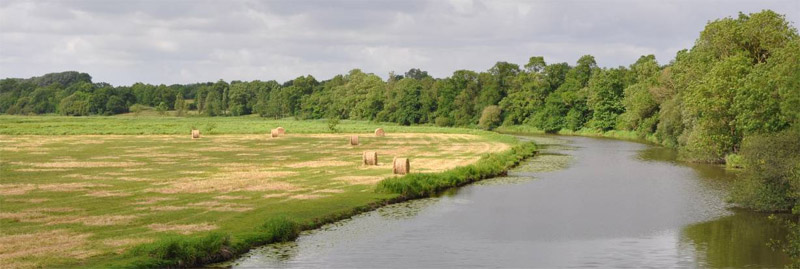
[1,9,798,266]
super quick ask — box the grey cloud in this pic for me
[0,0,798,85]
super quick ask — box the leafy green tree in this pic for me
[174,94,186,116]
[478,105,502,130]
[58,92,91,116]
[587,68,627,131]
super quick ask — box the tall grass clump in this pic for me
[127,232,231,268]
[378,142,536,198]
[125,217,300,268]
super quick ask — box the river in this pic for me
[224,135,791,268]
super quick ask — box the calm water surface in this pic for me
[226,135,791,268]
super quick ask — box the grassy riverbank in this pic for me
[496,125,660,145]
[0,115,533,268]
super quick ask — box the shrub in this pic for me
[731,129,800,212]
[478,105,502,130]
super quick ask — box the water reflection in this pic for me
[682,210,792,268]
[223,135,792,268]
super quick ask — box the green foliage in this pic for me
[57,92,91,116]
[174,95,186,116]
[155,102,168,116]
[732,129,800,212]
[377,142,536,198]
[128,233,231,268]
[724,154,745,169]
[478,105,502,130]
[327,117,340,133]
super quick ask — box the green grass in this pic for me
[378,142,537,198]
[0,115,503,137]
[0,115,528,268]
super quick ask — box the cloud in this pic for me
[0,0,798,85]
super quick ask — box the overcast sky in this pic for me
[1,0,798,85]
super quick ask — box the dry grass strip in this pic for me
[333,176,385,185]
[131,197,177,205]
[150,171,299,193]
[284,160,352,168]
[11,161,144,168]
[0,230,97,268]
[4,198,51,203]
[148,223,217,235]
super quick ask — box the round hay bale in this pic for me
[362,151,378,166]
[276,127,286,135]
[350,135,359,146]
[374,128,385,137]
[191,129,201,139]
[393,157,410,175]
[270,129,280,138]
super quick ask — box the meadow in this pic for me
[0,115,527,268]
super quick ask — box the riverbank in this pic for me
[0,116,535,268]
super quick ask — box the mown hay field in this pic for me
[0,116,515,268]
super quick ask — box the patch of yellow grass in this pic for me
[0,230,96,268]
[187,201,252,212]
[64,174,112,180]
[134,206,189,211]
[4,198,51,203]
[284,160,353,168]
[0,211,139,226]
[147,223,217,235]
[11,161,144,168]
[131,197,177,205]
[289,194,327,200]
[85,190,132,197]
[0,184,36,195]
[150,171,299,193]
[333,176,385,185]
[14,168,70,172]
[214,195,248,200]
[262,193,290,199]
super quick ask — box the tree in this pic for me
[58,92,91,116]
[478,105,502,130]
[174,94,185,116]
[524,56,546,73]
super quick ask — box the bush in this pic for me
[435,116,453,127]
[478,105,502,130]
[327,117,340,133]
[731,129,800,212]
[725,154,745,169]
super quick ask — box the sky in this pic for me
[0,0,798,86]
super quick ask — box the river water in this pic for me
[226,135,791,268]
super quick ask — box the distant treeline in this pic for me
[1,10,798,163]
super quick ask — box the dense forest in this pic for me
[1,11,797,212]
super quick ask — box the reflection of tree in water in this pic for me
[680,210,792,268]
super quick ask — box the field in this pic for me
[0,116,519,268]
